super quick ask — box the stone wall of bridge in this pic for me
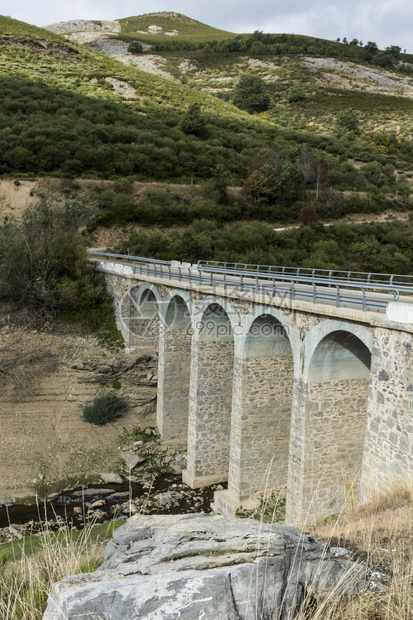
[97,263,413,525]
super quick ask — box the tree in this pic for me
[364,41,378,53]
[335,109,360,139]
[181,103,206,137]
[233,75,271,113]
[385,45,401,58]
[296,144,315,199]
[242,146,301,206]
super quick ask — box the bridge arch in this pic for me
[223,306,298,509]
[122,283,161,353]
[157,291,193,443]
[300,320,372,519]
[184,297,239,488]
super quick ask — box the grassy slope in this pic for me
[0,15,247,118]
[119,11,234,44]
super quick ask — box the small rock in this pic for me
[73,507,82,515]
[91,500,105,508]
[107,492,131,501]
[100,473,124,485]
[175,454,183,463]
[122,454,145,470]
[72,488,116,499]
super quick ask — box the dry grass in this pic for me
[307,480,413,620]
[0,523,107,620]
[0,341,57,399]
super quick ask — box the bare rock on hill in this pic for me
[43,513,381,620]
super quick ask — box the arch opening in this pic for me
[304,329,372,518]
[139,289,159,320]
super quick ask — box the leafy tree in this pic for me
[0,194,121,343]
[243,146,301,207]
[181,103,206,137]
[385,45,401,58]
[364,41,378,53]
[233,75,271,113]
[335,109,360,139]
[296,144,315,199]
[373,52,395,68]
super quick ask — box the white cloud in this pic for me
[3,0,411,52]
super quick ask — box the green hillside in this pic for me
[0,12,413,259]
[119,11,234,43]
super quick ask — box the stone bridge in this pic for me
[90,252,413,525]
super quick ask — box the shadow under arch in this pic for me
[301,321,372,520]
[184,297,239,488]
[156,291,193,443]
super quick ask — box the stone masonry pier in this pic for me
[93,256,413,525]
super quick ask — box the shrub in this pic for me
[288,84,305,102]
[82,394,127,426]
[127,41,143,54]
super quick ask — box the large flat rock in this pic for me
[43,513,375,619]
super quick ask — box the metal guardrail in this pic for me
[198,260,413,290]
[87,250,413,313]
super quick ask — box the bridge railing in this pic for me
[197,260,413,290]
[87,250,413,312]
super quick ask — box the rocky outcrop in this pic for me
[43,514,380,619]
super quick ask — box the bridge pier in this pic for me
[157,295,192,443]
[214,315,294,517]
[286,325,372,524]
[183,303,235,488]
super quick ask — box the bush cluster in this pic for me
[82,394,127,426]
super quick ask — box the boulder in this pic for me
[100,473,124,485]
[43,514,378,620]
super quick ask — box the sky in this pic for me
[2,0,411,53]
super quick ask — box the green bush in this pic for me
[82,394,127,426]
[127,41,143,54]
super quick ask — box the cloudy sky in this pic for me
[3,0,411,53]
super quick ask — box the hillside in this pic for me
[0,12,413,276]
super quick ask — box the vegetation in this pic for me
[0,194,122,344]
[117,218,413,275]
[232,75,271,113]
[82,393,127,426]
[0,521,123,619]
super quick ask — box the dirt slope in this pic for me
[0,312,158,500]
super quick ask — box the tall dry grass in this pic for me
[0,524,104,620]
[306,479,413,620]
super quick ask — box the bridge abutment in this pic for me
[360,328,413,499]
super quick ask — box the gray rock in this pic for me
[71,488,115,498]
[0,496,15,506]
[43,514,380,620]
[121,453,145,470]
[100,473,124,485]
